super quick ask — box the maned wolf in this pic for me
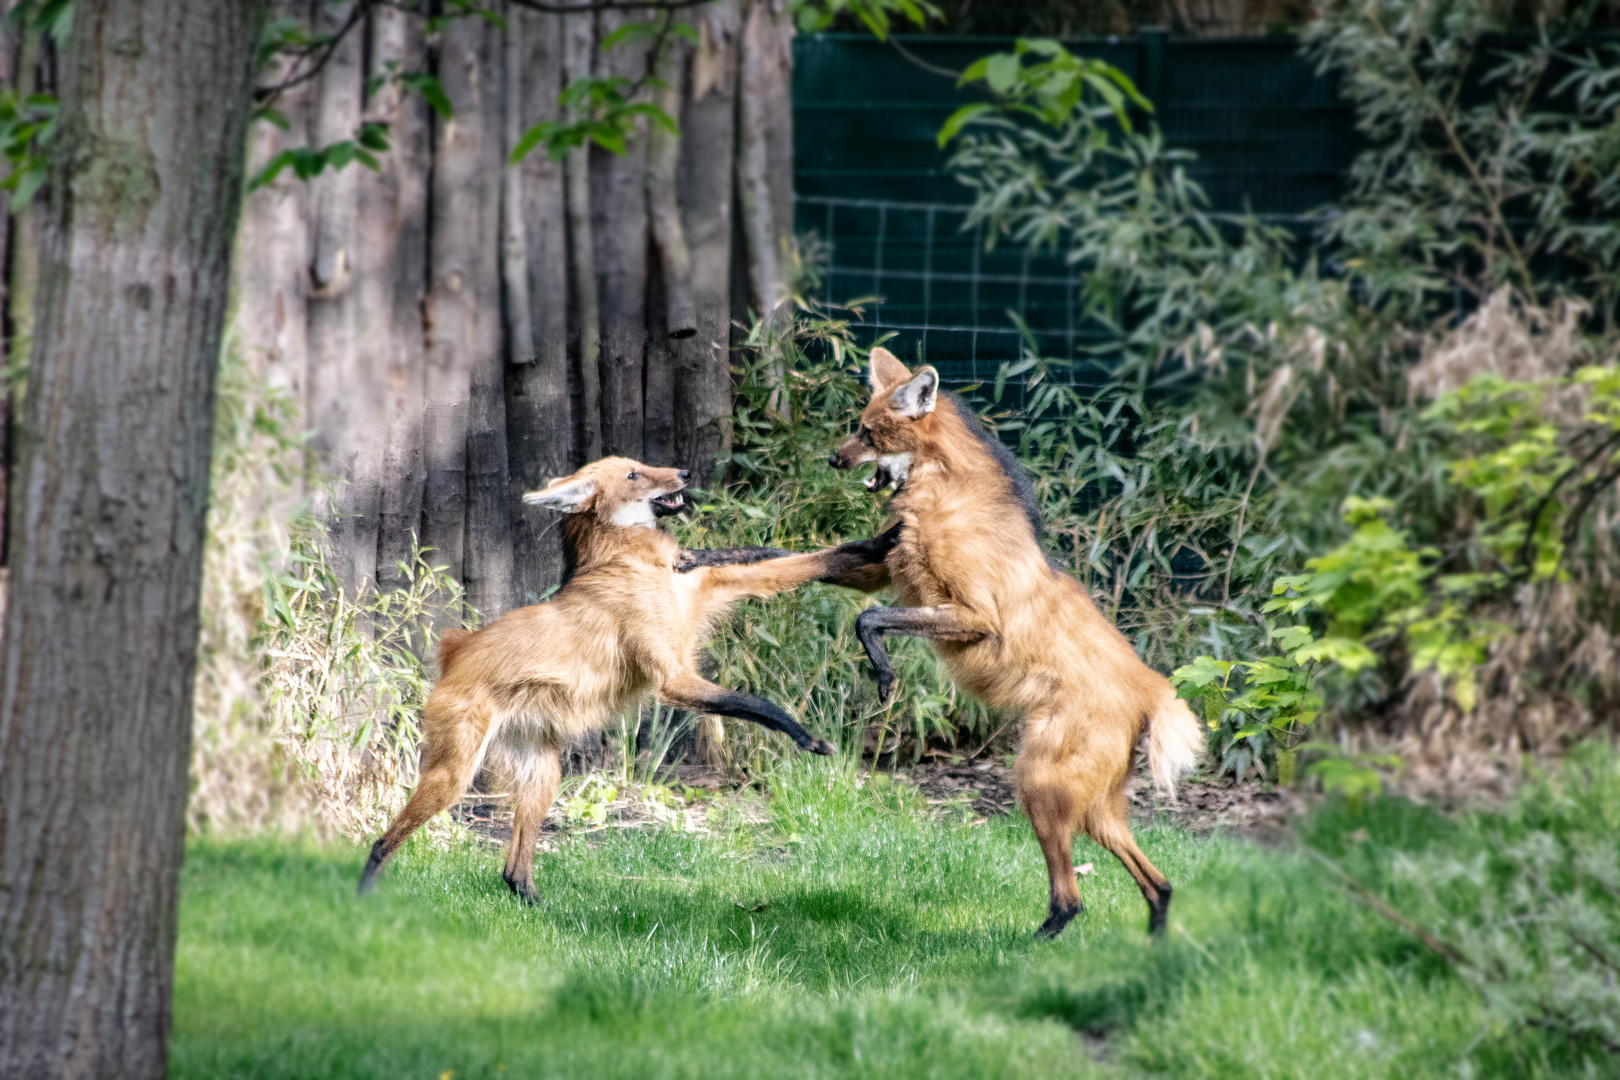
[358,457,895,903]
[829,348,1205,938]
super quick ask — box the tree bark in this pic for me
[0,3,266,1077]
[643,32,692,467]
[305,2,372,593]
[0,16,29,569]
[372,8,432,594]
[500,9,535,367]
[591,9,650,458]
[562,12,601,462]
[646,33,695,342]
[506,5,572,604]
[448,15,516,621]
[233,0,314,412]
[675,0,740,483]
[737,0,793,395]
[421,13,487,612]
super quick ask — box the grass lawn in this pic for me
[173,757,1610,1079]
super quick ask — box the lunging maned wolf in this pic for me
[829,348,1205,938]
[358,457,894,903]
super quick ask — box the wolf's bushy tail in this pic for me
[437,628,473,676]
[1148,693,1205,800]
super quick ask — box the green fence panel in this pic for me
[792,33,1358,389]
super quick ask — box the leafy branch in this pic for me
[937,38,1148,148]
[509,15,693,163]
[0,90,54,210]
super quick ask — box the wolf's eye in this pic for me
[856,424,871,443]
[626,471,639,481]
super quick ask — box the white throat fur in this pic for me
[878,452,913,486]
[609,499,658,529]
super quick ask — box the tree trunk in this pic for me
[421,13,486,612]
[562,12,601,462]
[0,3,265,1077]
[233,0,313,413]
[372,8,432,594]
[646,34,695,341]
[506,5,571,604]
[591,9,650,458]
[448,15,516,621]
[675,0,740,483]
[735,0,790,351]
[737,0,793,396]
[642,32,692,467]
[0,15,25,568]
[305,2,371,592]
[761,4,795,282]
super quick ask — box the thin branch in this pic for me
[889,36,960,80]
[509,0,714,12]
[1303,846,1466,965]
[1515,427,1620,573]
[256,0,368,108]
[254,0,714,108]
[1365,11,1537,297]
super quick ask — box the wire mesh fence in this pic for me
[800,195,1094,392]
[792,33,1357,390]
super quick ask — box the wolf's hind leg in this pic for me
[359,699,490,894]
[1087,789,1173,937]
[1020,761,1084,939]
[500,745,561,906]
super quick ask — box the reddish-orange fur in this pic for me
[831,348,1205,937]
[358,457,878,903]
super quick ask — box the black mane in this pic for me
[941,392,1043,539]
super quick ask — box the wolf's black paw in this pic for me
[843,522,903,562]
[806,737,836,756]
[505,874,544,907]
[357,839,388,895]
[1035,902,1081,940]
[875,670,896,704]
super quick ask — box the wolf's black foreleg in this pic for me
[660,674,834,755]
[853,605,989,702]
[674,546,797,572]
[676,523,902,585]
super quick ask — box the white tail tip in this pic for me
[1149,694,1205,801]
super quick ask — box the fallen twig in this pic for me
[1303,846,1464,965]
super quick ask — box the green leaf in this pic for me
[937,103,993,147]
[9,163,45,208]
[619,101,679,136]
[600,18,663,51]
[401,72,454,121]
[1272,624,1315,654]
[357,122,391,152]
[509,123,549,164]
[589,126,627,156]
[1169,654,1233,689]
[985,53,1021,95]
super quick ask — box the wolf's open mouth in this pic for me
[864,463,894,493]
[651,493,687,517]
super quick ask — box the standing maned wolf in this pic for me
[830,348,1205,938]
[358,457,894,903]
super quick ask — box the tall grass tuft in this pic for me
[192,339,468,839]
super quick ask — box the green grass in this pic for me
[173,758,1613,1079]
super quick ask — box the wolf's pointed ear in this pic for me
[869,347,913,393]
[523,476,597,512]
[890,366,939,419]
